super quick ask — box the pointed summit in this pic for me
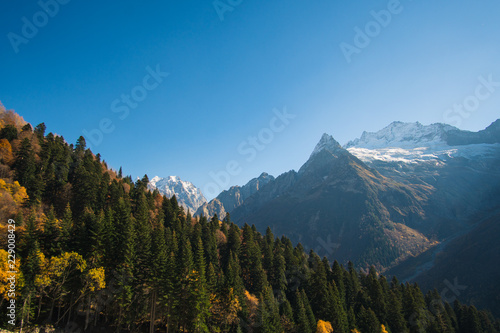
[310,133,342,158]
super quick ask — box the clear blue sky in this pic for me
[2,0,499,199]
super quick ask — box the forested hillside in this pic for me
[1,109,499,332]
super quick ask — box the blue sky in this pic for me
[1,0,500,199]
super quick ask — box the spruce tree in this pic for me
[294,290,312,333]
[357,306,381,333]
[42,206,61,256]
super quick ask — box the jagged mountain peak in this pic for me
[148,175,206,214]
[310,133,342,157]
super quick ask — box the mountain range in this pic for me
[155,121,500,264]
[159,119,499,314]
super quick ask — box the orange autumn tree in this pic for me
[0,139,14,165]
[316,320,334,333]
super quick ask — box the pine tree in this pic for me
[387,290,407,333]
[149,224,168,333]
[295,290,312,333]
[240,224,267,295]
[307,252,331,321]
[42,206,61,256]
[13,138,38,203]
[302,289,317,332]
[256,285,283,333]
[189,234,211,332]
[60,204,73,252]
[114,198,136,330]
[357,306,381,333]
[281,298,295,331]
[133,193,152,285]
[271,239,287,299]
[366,266,387,324]
[34,122,46,141]
[328,281,349,333]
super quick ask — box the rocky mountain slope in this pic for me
[195,172,274,218]
[231,134,436,269]
[226,120,500,272]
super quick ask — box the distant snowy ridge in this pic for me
[148,176,207,214]
[344,121,457,149]
[344,121,500,164]
[347,144,500,164]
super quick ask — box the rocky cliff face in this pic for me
[195,172,274,219]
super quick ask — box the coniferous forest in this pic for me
[1,110,499,332]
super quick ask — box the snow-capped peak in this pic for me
[168,175,179,182]
[150,176,162,184]
[310,133,342,157]
[344,121,457,149]
[344,121,500,165]
[148,175,207,214]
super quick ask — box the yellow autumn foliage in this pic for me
[0,179,29,220]
[34,252,87,295]
[316,319,334,333]
[351,329,361,333]
[87,267,106,292]
[381,324,389,333]
[0,249,24,300]
[0,179,29,205]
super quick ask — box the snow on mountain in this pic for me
[344,121,500,164]
[344,121,456,149]
[148,176,207,214]
[347,144,500,165]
